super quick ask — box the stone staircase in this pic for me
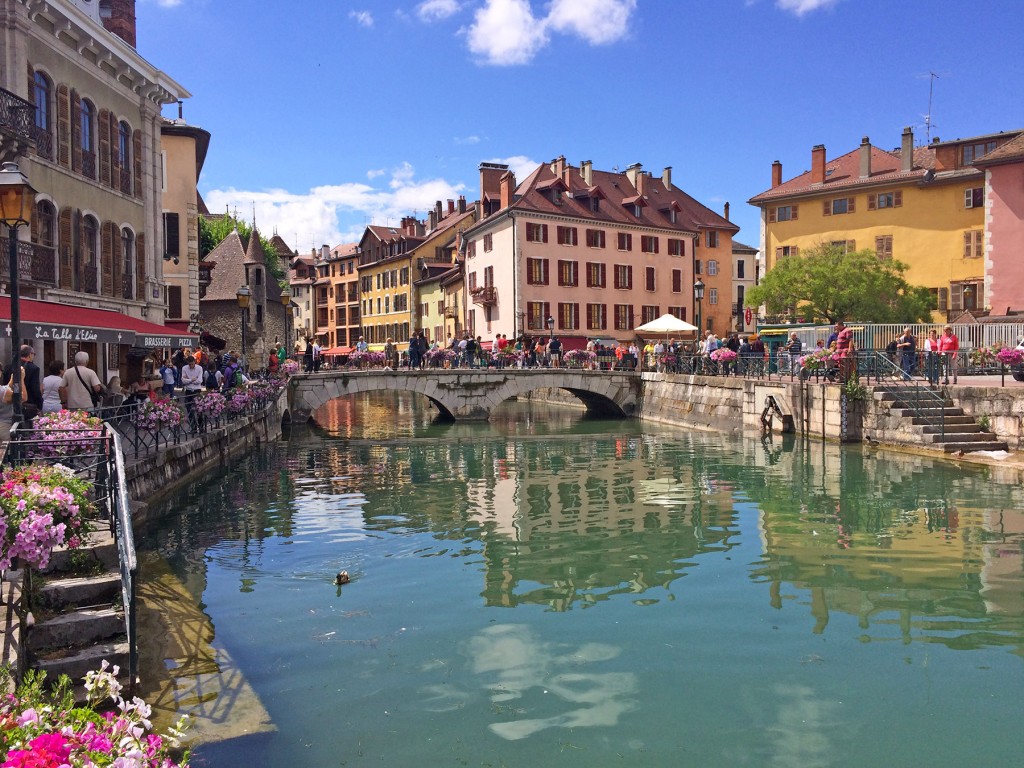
[29,528,130,694]
[874,385,1008,453]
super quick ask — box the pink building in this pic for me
[976,134,1024,315]
[460,157,737,347]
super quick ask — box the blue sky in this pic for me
[137,0,1024,255]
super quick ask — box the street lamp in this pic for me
[0,162,36,424]
[236,285,251,365]
[546,314,554,335]
[280,284,292,351]
[693,278,705,336]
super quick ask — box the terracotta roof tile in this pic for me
[974,133,1024,165]
[201,230,248,302]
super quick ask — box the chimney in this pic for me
[581,160,593,186]
[859,136,871,178]
[500,170,516,210]
[723,202,730,221]
[447,199,455,215]
[101,0,137,47]
[811,145,826,185]
[479,162,509,208]
[428,210,437,230]
[435,200,443,220]
[624,162,642,189]
[901,126,914,172]
[771,160,782,189]
[551,155,566,179]
[458,195,467,214]
[662,166,672,189]
[321,245,330,260]
[635,171,646,196]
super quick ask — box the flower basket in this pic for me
[347,350,385,369]
[968,346,997,368]
[194,391,227,420]
[995,347,1024,367]
[799,349,838,371]
[27,410,104,458]
[282,359,299,375]
[424,348,457,368]
[226,390,252,414]
[132,399,186,431]
[563,349,596,368]
[710,348,737,363]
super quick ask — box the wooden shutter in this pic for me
[136,232,145,300]
[775,247,782,261]
[791,204,798,220]
[768,208,776,223]
[875,236,885,257]
[823,200,831,216]
[56,83,71,168]
[867,194,876,211]
[964,189,972,208]
[963,231,972,258]
[646,266,655,291]
[848,197,856,213]
[101,221,115,297]
[71,90,81,172]
[542,224,548,243]
[937,288,949,311]
[133,128,143,199]
[58,208,73,289]
[792,246,799,256]
[98,109,111,186]
[950,285,962,311]
[112,227,122,296]
[163,212,179,259]
[893,190,902,207]
[557,226,565,245]
[653,237,659,254]
[847,240,855,252]
[168,286,182,319]
[109,115,120,190]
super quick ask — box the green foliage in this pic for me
[842,376,870,401]
[745,244,935,324]
[199,214,284,282]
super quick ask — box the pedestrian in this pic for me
[159,357,176,397]
[172,347,186,386]
[60,351,103,411]
[312,338,322,372]
[407,331,420,369]
[833,321,855,380]
[0,367,21,441]
[42,359,65,413]
[548,336,562,368]
[4,345,43,419]
[938,325,959,384]
[181,354,204,426]
[923,329,941,386]
[896,327,917,379]
[304,338,314,372]
[785,332,802,375]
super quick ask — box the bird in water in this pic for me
[334,571,351,585]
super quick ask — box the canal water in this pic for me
[137,392,1024,767]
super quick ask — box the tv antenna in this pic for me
[916,71,949,144]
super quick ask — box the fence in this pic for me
[761,322,1024,355]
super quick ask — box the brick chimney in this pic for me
[500,170,516,210]
[428,210,437,230]
[811,145,826,185]
[434,201,443,221]
[900,126,914,172]
[479,162,509,208]
[662,166,672,189]
[581,160,593,186]
[447,199,455,215]
[723,202,730,221]
[551,155,566,179]
[101,0,137,47]
[624,162,642,189]
[859,136,871,178]
[457,195,467,214]
[771,160,782,189]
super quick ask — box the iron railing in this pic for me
[0,238,57,286]
[854,350,946,441]
[31,125,53,161]
[0,88,35,148]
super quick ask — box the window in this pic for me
[668,306,687,321]
[707,260,719,276]
[736,260,745,279]
[641,235,659,254]
[36,201,56,248]
[586,229,606,248]
[586,262,606,288]
[695,259,702,275]
[614,264,632,290]
[964,187,984,209]
[120,227,134,299]
[527,257,549,285]
[526,223,548,242]
[556,226,578,246]
[558,302,579,330]
[775,245,799,261]
[80,99,95,178]
[32,71,53,160]
[614,304,633,331]
[829,240,856,253]
[705,231,719,248]
[645,266,656,291]
[770,205,799,222]
[667,238,684,257]
[641,305,660,324]
[466,240,476,257]
[708,288,718,305]
[617,232,632,251]
[672,269,682,292]
[962,141,997,164]
[875,235,893,260]
[963,230,983,259]
[631,203,642,217]
[117,120,132,194]
[484,265,494,287]
[527,301,550,330]
[483,233,493,252]
[589,197,600,213]
[587,303,607,330]
[162,212,179,262]
[400,266,409,285]
[468,271,477,291]
[869,191,902,210]
[823,197,855,216]
[558,260,578,287]
[950,283,980,311]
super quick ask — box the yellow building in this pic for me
[748,127,1023,319]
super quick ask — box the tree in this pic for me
[744,244,934,324]
[199,214,284,282]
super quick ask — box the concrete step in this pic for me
[942,441,1009,453]
[922,431,1000,444]
[893,406,964,418]
[920,423,983,435]
[28,607,124,653]
[912,415,977,427]
[36,573,121,611]
[32,641,131,690]
[41,530,118,575]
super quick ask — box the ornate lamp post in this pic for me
[546,314,554,335]
[280,284,292,352]
[236,285,251,365]
[0,162,36,424]
[694,278,705,336]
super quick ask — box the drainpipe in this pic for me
[511,213,518,336]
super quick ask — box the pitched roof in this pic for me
[243,227,267,265]
[270,234,297,259]
[974,132,1024,166]
[201,230,248,302]
[748,145,938,203]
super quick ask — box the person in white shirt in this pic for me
[59,352,102,412]
[42,359,66,413]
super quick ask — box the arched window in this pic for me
[80,99,96,179]
[32,72,53,160]
[82,215,99,294]
[117,120,131,194]
[35,201,56,248]
[121,227,135,300]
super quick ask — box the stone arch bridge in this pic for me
[288,369,641,421]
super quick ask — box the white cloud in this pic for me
[466,0,549,66]
[204,165,465,248]
[366,169,386,179]
[455,135,482,145]
[349,10,374,28]
[489,155,541,181]
[775,0,839,16]
[546,0,636,45]
[417,0,462,22]
[464,0,637,66]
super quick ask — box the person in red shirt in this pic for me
[834,320,855,380]
[937,325,959,384]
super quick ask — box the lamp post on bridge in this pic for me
[0,162,36,425]
[280,284,292,353]
[236,286,251,368]
[694,278,705,338]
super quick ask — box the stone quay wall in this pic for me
[947,385,1024,451]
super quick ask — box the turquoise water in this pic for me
[138,392,1024,767]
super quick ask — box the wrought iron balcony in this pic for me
[122,272,135,300]
[31,126,53,161]
[471,285,497,306]
[81,151,97,180]
[443,305,458,318]
[118,168,132,196]
[0,238,56,286]
[0,88,36,160]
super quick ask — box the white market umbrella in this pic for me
[635,313,698,335]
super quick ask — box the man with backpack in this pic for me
[222,355,244,393]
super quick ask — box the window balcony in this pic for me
[122,272,135,300]
[443,305,458,318]
[81,151,97,180]
[471,285,497,306]
[0,239,56,287]
[0,88,36,159]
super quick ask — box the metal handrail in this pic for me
[857,350,946,441]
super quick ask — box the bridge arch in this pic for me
[288,369,640,422]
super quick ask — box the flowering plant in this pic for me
[27,410,104,458]
[424,348,457,368]
[994,346,1024,367]
[0,464,93,571]
[193,391,226,419]
[225,390,252,414]
[710,348,737,363]
[800,349,839,371]
[563,349,597,368]
[282,359,299,375]
[132,399,185,432]
[347,350,385,368]
[968,345,998,367]
[0,661,190,767]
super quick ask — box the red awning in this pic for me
[0,297,199,348]
[321,346,353,356]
